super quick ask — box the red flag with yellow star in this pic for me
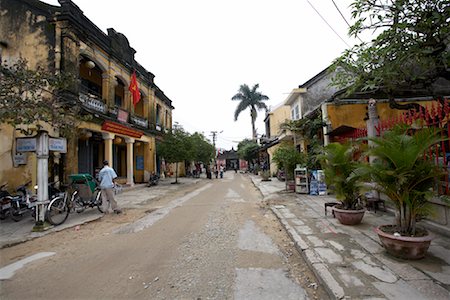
[129,70,141,106]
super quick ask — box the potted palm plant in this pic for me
[320,142,365,225]
[360,125,446,259]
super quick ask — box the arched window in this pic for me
[156,104,161,125]
[79,58,103,98]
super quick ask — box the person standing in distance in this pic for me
[98,160,122,214]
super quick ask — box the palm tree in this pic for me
[231,84,269,140]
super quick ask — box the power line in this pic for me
[330,0,364,43]
[305,0,351,48]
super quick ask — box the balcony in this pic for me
[130,114,148,129]
[79,90,107,114]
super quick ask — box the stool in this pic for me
[366,198,386,213]
[324,202,338,217]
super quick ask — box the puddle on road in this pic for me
[0,252,55,280]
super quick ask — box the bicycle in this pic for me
[46,174,103,226]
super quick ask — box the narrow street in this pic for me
[0,172,328,299]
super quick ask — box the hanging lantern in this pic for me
[114,137,122,144]
[85,60,95,69]
[85,60,95,76]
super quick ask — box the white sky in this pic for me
[41,0,364,150]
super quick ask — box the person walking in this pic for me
[98,160,122,214]
[219,164,224,179]
[213,165,218,179]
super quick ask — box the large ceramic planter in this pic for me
[375,225,434,260]
[332,207,365,225]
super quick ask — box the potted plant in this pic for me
[320,142,365,225]
[260,170,271,181]
[272,142,306,191]
[360,125,446,259]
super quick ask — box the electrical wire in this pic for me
[305,0,351,48]
[330,0,364,43]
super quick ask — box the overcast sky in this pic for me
[42,0,365,150]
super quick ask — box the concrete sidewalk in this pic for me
[250,175,450,300]
[0,176,202,248]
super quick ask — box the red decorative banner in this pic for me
[102,121,143,138]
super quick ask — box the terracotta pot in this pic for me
[287,181,296,191]
[375,225,434,260]
[332,207,365,225]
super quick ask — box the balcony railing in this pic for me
[130,114,148,129]
[79,92,107,114]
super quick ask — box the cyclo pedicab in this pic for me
[46,174,103,226]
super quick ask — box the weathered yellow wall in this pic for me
[1,1,170,188]
[269,105,291,137]
[326,100,437,131]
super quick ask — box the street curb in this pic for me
[270,206,342,300]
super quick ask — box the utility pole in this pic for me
[210,131,218,149]
[210,130,223,153]
[210,130,223,170]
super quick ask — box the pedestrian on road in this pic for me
[98,160,122,214]
[220,164,224,179]
[213,165,218,179]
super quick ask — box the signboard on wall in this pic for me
[136,156,144,170]
[117,109,129,123]
[16,137,37,152]
[14,153,27,165]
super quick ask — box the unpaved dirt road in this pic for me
[0,172,328,299]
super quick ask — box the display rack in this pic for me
[294,166,309,194]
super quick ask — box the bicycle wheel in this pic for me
[95,190,104,213]
[46,196,69,225]
[10,207,23,222]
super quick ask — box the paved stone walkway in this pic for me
[250,175,450,300]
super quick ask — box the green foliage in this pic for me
[189,132,215,164]
[331,0,450,97]
[319,142,362,210]
[0,59,82,137]
[280,116,326,171]
[231,84,269,139]
[237,139,259,162]
[157,128,192,164]
[359,125,446,235]
[280,117,326,141]
[272,143,306,180]
[306,139,323,170]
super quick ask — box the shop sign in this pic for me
[102,121,143,138]
[16,137,37,152]
[49,137,67,153]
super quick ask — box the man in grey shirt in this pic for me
[98,160,122,214]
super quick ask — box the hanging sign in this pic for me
[16,137,37,152]
[49,137,67,153]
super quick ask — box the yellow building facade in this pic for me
[263,104,292,175]
[0,0,174,190]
